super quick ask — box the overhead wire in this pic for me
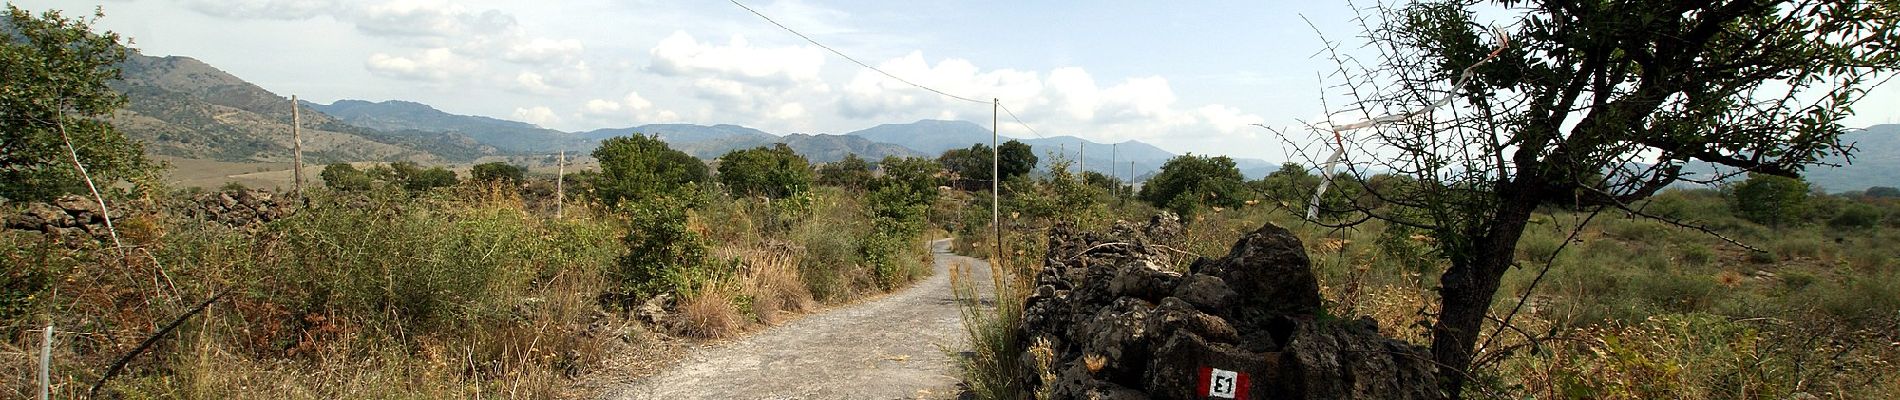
[729,0,989,106]
[730,0,1053,142]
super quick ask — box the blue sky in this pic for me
[15,0,1900,162]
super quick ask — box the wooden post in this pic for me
[556,150,566,218]
[39,324,52,400]
[1078,142,1085,175]
[291,95,304,196]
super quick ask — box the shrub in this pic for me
[608,196,708,304]
[1138,154,1250,220]
[717,144,813,199]
[1828,202,1883,230]
[0,5,155,202]
[815,153,874,191]
[1727,173,1810,228]
[592,134,707,208]
[470,162,525,184]
[320,163,372,191]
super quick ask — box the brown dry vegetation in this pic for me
[954,181,1900,399]
[1,175,935,398]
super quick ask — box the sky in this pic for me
[14,0,1900,162]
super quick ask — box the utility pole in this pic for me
[556,149,566,218]
[291,95,304,196]
[991,99,1001,265]
[1110,143,1117,196]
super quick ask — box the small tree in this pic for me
[937,140,1037,190]
[592,134,707,208]
[1255,163,1320,206]
[716,143,813,199]
[470,162,525,184]
[1303,1,1900,393]
[404,166,458,191]
[1138,154,1249,220]
[0,5,153,201]
[320,163,373,191]
[817,153,875,191]
[1729,173,1810,228]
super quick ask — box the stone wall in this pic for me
[4,189,297,242]
[1019,218,1442,399]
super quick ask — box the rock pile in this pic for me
[180,189,296,227]
[3,195,123,239]
[1020,219,1442,399]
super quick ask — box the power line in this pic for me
[996,102,1047,139]
[730,0,988,105]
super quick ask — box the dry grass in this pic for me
[676,284,742,339]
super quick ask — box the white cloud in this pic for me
[514,71,554,93]
[503,37,584,65]
[351,0,515,40]
[648,31,825,87]
[837,52,1264,149]
[580,91,672,126]
[512,106,559,127]
[182,0,334,19]
[364,48,475,82]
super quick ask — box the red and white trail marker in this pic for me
[1196,366,1250,399]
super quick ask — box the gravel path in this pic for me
[606,239,991,400]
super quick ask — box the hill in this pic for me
[308,100,588,153]
[1809,124,1900,192]
[108,52,496,163]
[845,119,1279,179]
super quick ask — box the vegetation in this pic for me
[1138,154,1250,220]
[591,134,707,208]
[939,140,1037,190]
[1729,173,1811,228]
[1303,0,1900,393]
[816,153,875,191]
[0,5,153,201]
[318,163,372,191]
[470,161,526,184]
[716,144,814,199]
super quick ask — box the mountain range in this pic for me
[106,52,1896,191]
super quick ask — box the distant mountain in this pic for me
[844,119,1282,179]
[846,120,996,155]
[1664,124,1899,193]
[1807,124,1900,192]
[108,52,496,163]
[579,124,922,162]
[774,134,927,163]
[308,100,587,153]
[581,124,775,144]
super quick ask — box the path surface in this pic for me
[607,239,992,400]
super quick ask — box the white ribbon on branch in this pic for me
[1305,27,1511,220]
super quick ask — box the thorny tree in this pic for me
[1295,0,1899,396]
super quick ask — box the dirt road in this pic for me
[606,239,991,400]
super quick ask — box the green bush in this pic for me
[1138,154,1250,220]
[609,196,709,303]
[470,162,526,184]
[592,134,707,208]
[816,153,875,191]
[320,163,373,191]
[1728,173,1810,228]
[1828,202,1883,230]
[717,144,813,199]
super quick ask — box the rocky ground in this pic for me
[1019,217,1443,399]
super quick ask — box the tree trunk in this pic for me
[1431,195,1537,398]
